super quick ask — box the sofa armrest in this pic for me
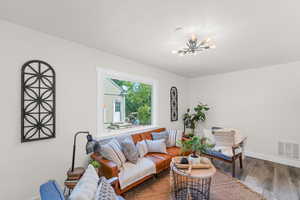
[91,152,119,178]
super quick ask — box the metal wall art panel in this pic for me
[21,60,56,142]
[170,86,178,121]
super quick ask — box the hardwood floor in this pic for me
[124,157,300,200]
[213,157,300,200]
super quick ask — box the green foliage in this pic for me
[137,105,151,125]
[179,136,214,156]
[89,160,101,169]
[112,79,152,125]
[183,103,209,134]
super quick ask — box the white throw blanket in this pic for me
[118,157,156,190]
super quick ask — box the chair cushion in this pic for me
[213,146,242,157]
[204,149,232,161]
[118,157,156,189]
[40,180,65,200]
[203,128,216,145]
[213,129,235,147]
[166,146,181,157]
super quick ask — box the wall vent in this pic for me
[278,142,299,160]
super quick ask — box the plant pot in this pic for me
[188,154,201,165]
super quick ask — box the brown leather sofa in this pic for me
[91,128,182,194]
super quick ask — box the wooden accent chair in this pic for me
[201,128,247,177]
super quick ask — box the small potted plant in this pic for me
[89,159,101,174]
[183,103,209,137]
[179,136,214,164]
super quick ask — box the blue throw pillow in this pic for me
[40,180,65,200]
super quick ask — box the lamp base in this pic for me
[67,167,85,180]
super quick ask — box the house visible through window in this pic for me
[103,77,152,131]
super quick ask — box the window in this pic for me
[97,69,157,136]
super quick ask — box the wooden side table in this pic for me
[64,167,85,195]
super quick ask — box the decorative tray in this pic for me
[173,156,211,169]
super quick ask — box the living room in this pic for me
[1,1,299,200]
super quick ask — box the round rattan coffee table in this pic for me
[170,157,216,200]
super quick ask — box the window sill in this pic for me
[95,125,159,140]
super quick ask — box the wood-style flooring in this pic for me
[215,157,300,200]
[124,157,300,200]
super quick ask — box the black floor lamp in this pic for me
[71,131,97,172]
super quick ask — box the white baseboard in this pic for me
[245,151,300,168]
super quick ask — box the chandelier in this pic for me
[172,34,216,56]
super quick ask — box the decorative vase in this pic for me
[188,154,201,165]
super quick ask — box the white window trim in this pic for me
[97,68,158,137]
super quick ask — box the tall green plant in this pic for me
[180,136,214,157]
[183,103,209,135]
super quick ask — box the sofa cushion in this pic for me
[166,146,181,157]
[149,153,172,170]
[69,165,99,200]
[118,157,156,189]
[120,138,139,164]
[101,139,126,168]
[167,129,182,147]
[152,131,169,144]
[136,140,148,157]
[146,139,167,154]
[144,154,166,173]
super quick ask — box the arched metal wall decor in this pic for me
[170,86,178,121]
[21,60,56,142]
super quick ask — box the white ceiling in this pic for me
[1,0,300,77]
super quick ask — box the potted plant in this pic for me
[183,103,209,137]
[89,159,101,173]
[179,136,214,164]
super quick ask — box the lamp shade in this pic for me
[86,134,97,154]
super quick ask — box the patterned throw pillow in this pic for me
[167,129,182,147]
[146,139,167,153]
[95,177,117,200]
[136,140,148,157]
[120,138,139,164]
[101,139,126,168]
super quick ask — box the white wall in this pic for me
[189,62,300,168]
[0,20,188,200]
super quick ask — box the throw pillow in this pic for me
[136,140,148,157]
[167,129,182,147]
[146,139,167,154]
[95,177,117,200]
[151,131,169,144]
[120,138,139,164]
[69,165,99,200]
[203,128,216,145]
[101,139,126,168]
